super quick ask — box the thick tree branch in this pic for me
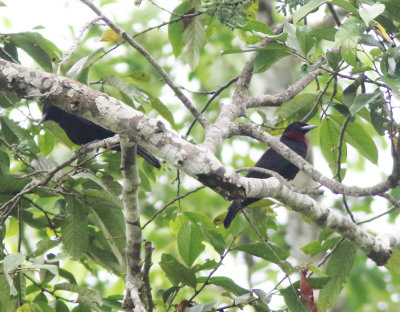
[0,59,397,265]
[247,67,322,107]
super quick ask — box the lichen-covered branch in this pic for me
[0,59,396,265]
[120,138,146,312]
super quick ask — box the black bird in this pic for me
[40,105,161,169]
[223,122,316,228]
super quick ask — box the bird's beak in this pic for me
[301,124,317,131]
[37,113,47,126]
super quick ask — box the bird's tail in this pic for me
[223,201,243,228]
[137,145,161,169]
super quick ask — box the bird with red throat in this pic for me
[223,121,317,228]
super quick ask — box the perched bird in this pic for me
[223,122,316,228]
[40,105,161,169]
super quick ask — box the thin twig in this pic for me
[188,236,237,302]
[185,76,239,138]
[241,210,299,304]
[141,186,204,229]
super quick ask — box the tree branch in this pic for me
[120,138,146,312]
[0,59,397,265]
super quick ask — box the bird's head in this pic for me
[283,122,317,134]
[281,122,317,144]
[38,105,64,124]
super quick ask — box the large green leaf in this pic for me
[349,90,383,115]
[318,240,356,310]
[334,18,366,66]
[54,283,102,306]
[177,223,205,267]
[182,8,205,69]
[280,286,310,312]
[8,32,60,72]
[330,115,378,164]
[235,242,289,265]
[159,253,197,288]
[197,276,250,296]
[0,117,39,157]
[168,1,193,57]
[254,44,291,73]
[275,93,317,122]
[66,48,103,83]
[319,117,347,176]
[61,199,89,260]
[386,249,400,276]
[293,0,327,24]
[329,0,359,15]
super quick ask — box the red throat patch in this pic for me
[283,131,308,146]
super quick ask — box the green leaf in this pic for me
[242,21,274,35]
[177,223,205,267]
[159,253,197,288]
[54,283,102,306]
[370,95,391,135]
[293,0,326,24]
[37,130,55,156]
[197,276,250,296]
[101,75,142,108]
[275,93,317,122]
[29,238,59,258]
[330,115,378,164]
[318,240,356,310]
[0,150,10,174]
[235,242,289,265]
[4,253,25,272]
[168,1,193,57]
[254,44,291,73]
[349,90,383,115]
[386,249,400,276]
[184,211,216,230]
[329,0,359,15]
[0,116,39,157]
[319,117,347,175]
[61,199,89,260]
[182,10,206,69]
[201,228,226,254]
[0,174,30,193]
[296,28,316,56]
[326,50,342,71]
[309,27,337,41]
[280,286,310,312]
[381,75,400,96]
[148,96,178,130]
[66,48,103,83]
[8,32,60,72]
[334,18,365,66]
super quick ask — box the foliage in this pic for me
[0,0,400,311]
